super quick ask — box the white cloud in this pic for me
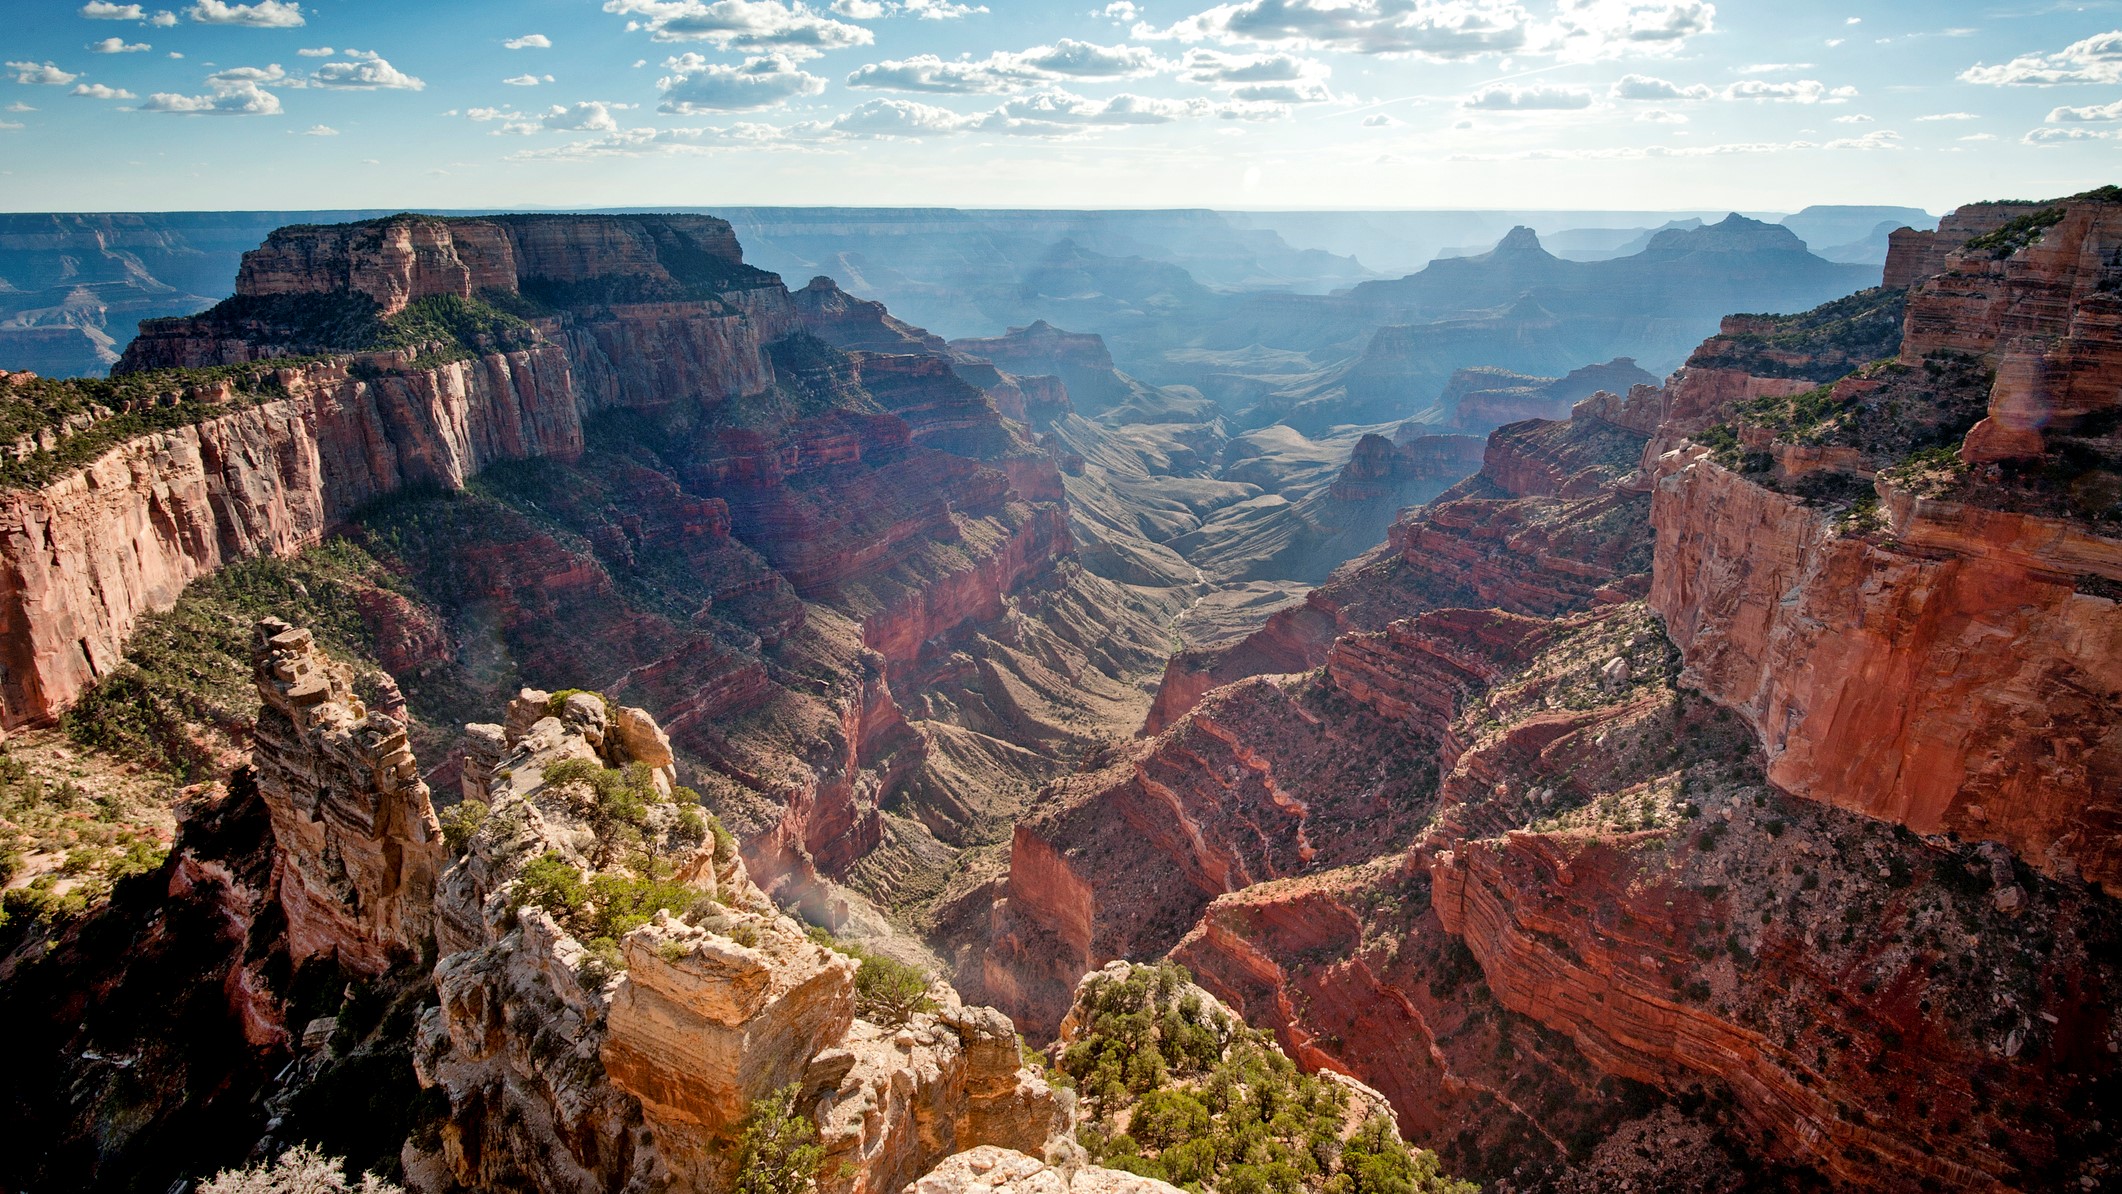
[142,71,282,114]
[826,96,981,135]
[8,61,82,85]
[149,9,177,25]
[997,88,1205,126]
[1960,132,1997,141]
[310,52,425,90]
[72,81,136,97]
[186,0,306,27]
[1609,72,1710,100]
[80,2,146,16]
[1736,62,1810,73]
[1362,112,1401,126]
[1137,0,1535,60]
[1824,129,1898,150]
[1462,82,1594,109]
[1544,0,1715,60]
[0,120,22,129]
[540,100,634,131]
[1914,111,1976,121]
[168,49,183,56]
[1723,79,1856,103]
[1831,113,1872,123]
[1097,1,1141,19]
[504,73,555,85]
[658,51,826,110]
[2049,99,2122,122]
[847,39,1167,92]
[5,102,35,111]
[901,0,986,16]
[296,45,333,56]
[603,0,874,57]
[831,0,887,14]
[2025,125,2119,143]
[1181,48,1328,85]
[303,122,336,133]
[1635,107,1684,122]
[1963,31,2122,86]
[89,36,151,52]
[504,33,553,49]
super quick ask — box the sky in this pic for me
[2,0,2120,213]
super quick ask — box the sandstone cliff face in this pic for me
[1651,448,2122,889]
[250,616,444,975]
[1645,194,2122,891]
[0,348,580,729]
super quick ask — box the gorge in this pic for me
[0,188,2116,1194]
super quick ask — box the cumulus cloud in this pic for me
[1362,112,1402,125]
[1462,82,1594,109]
[825,96,980,134]
[1962,31,2122,86]
[1831,113,1872,123]
[186,0,306,27]
[309,51,425,89]
[9,61,82,85]
[1823,128,1898,149]
[830,0,985,15]
[1914,111,1976,121]
[1097,1,1141,19]
[1635,107,1685,122]
[2026,125,2119,143]
[296,45,333,55]
[1723,79,1856,102]
[659,51,826,110]
[997,88,1203,125]
[72,82,136,97]
[1609,72,1709,100]
[1140,0,1535,59]
[90,37,152,52]
[142,64,283,114]
[538,100,635,131]
[2050,98,2122,122]
[505,73,556,85]
[1545,0,1714,60]
[603,0,873,57]
[150,9,177,24]
[80,2,147,16]
[504,33,553,48]
[303,122,335,133]
[1180,47,1327,86]
[847,39,1166,92]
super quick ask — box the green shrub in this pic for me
[513,852,587,921]
[734,1084,826,1194]
[439,800,489,855]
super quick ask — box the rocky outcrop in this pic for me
[418,682,1071,1194]
[250,616,444,975]
[1651,448,2122,889]
[907,1147,1182,1194]
[1883,202,2038,289]
[1326,432,1485,503]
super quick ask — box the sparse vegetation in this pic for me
[805,924,938,1026]
[1058,963,1475,1194]
[196,1143,404,1194]
[733,1084,826,1194]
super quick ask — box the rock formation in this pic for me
[417,680,1072,1194]
[976,190,2122,1190]
[251,616,444,975]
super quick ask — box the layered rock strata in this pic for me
[419,682,1072,1194]
[250,615,444,975]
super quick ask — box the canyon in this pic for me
[0,189,2114,1194]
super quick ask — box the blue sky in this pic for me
[3,0,2120,212]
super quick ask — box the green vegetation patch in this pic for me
[59,540,420,780]
[1693,287,1908,383]
[0,363,315,490]
[734,1084,826,1194]
[1059,962,1475,1194]
[804,924,939,1026]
